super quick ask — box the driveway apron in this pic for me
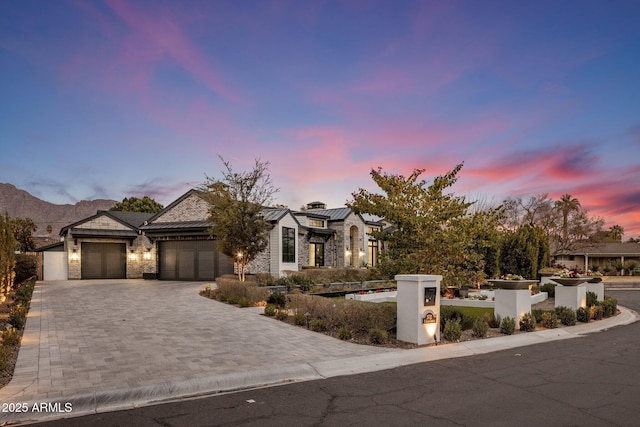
[0,280,391,420]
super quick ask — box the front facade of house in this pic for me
[42,191,382,281]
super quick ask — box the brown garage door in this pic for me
[81,242,126,279]
[158,240,233,281]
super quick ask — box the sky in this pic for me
[1,0,639,237]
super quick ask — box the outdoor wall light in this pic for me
[143,251,152,260]
[70,249,79,261]
[345,249,352,256]
[358,250,365,258]
[129,251,137,261]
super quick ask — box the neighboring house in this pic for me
[552,242,640,274]
[40,192,383,281]
[294,201,384,269]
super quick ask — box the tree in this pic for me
[499,224,549,278]
[201,157,278,281]
[555,194,581,245]
[110,196,164,213]
[608,225,624,242]
[348,163,490,287]
[0,213,17,302]
[11,217,37,252]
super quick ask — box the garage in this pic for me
[158,240,233,280]
[81,242,127,279]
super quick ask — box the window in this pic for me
[367,226,379,234]
[368,240,378,266]
[309,219,324,227]
[309,243,324,267]
[282,227,296,263]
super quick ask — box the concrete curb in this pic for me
[1,306,637,425]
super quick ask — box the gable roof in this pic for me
[302,207,353,221]
[60,210,154,237]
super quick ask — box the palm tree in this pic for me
[609,224,624,242]
[555,194,581,243]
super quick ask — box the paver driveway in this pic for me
[0,280,391,419]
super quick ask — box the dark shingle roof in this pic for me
[558,242,640,256]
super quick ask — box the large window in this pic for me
[282,227,296,263]
[309,243,324,267]
[309,219,325,227]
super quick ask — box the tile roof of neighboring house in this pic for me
[556,242,640,256]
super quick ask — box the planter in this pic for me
[487,279,538,290]
[550,277,589,286]
[587,276,604,283]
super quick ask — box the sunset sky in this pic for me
[1,1,639,237]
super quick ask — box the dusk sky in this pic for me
[1,1,639,237]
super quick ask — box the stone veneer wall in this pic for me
[154,194,209,222]
[330,214,367,269]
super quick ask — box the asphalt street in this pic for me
[33,290,640,427]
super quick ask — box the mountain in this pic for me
[0,183,117,244]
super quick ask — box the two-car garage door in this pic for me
[158,240,233,280]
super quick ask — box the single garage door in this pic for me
[158,240,233,280]
[81,242,126,279]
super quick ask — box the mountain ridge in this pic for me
[0,183,117,241]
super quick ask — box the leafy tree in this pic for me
[499,224,549,278]
[110,196,164,213]
[11,217,37,252]
[201,157,278,281]
[348,163,491,287]
[0,213,17,302]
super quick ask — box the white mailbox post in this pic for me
[395,274,441,345]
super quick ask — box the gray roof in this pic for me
[108,211,155,228]
[140,221,212,231]
[556,242,640,256]
[261,208,290,223]
[69,228,138,238]
[304,207,352,221]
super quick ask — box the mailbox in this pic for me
[396,274,441,345]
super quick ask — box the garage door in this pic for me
[81,243,126,279]
[158,240,233,280]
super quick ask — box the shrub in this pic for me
[541,311,558,329]
[264,304,277,317]
[215,277,269,306]
[603,296,617,317]
[294,311,307,326]
[440,306,474,331]
[590,303,604,320]
[275,310,289,321]
[576,307,590,323]
[484,312,500,328]
[267,292,287,308]
[0,345,9,371]
[555,306,576,326]
[586,291,598,307]
[531,309,545,324]
[310,318,327,332]
[338,326,352,341]
[472,317,488,338]
[443,319,462,341]
[500,317,516,335]
[368,328,388,344]
[519,313,536,332]
[14,279,35,307]
[540,283,556,297]
[13,254,38,286]
[287,293,395,335]
[8,305,27,329]
[1,328,20,346]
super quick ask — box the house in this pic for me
[552,242,640,274]
[39,191,383,281]
[294,201,384,269]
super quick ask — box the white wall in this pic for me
[43,251,68,281]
